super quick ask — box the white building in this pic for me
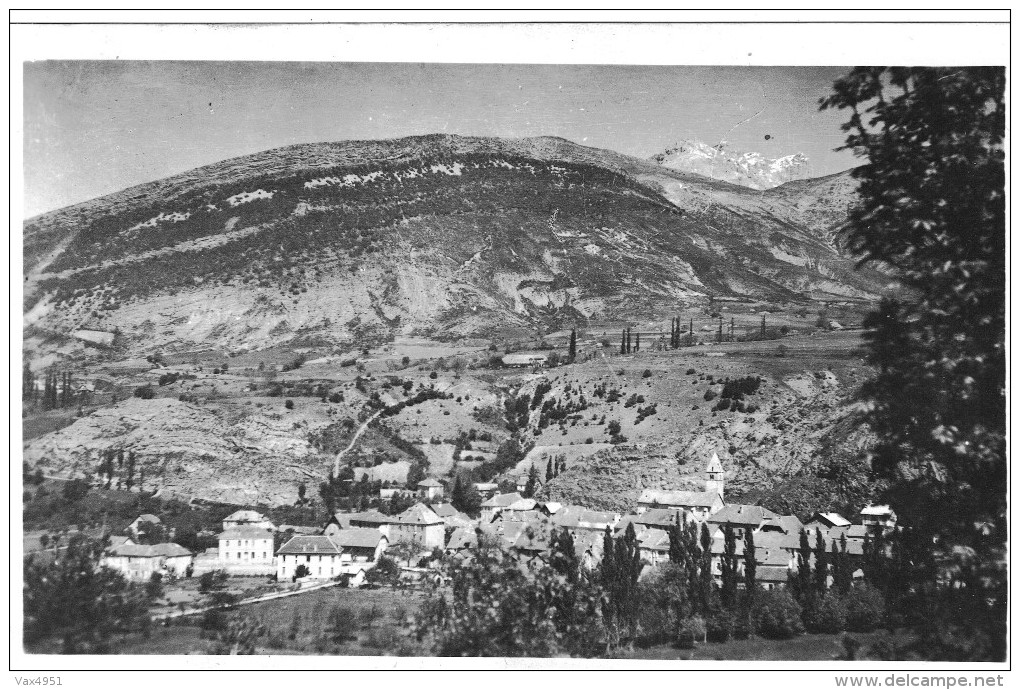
[103,543,193,581]
[860,505,897,533]
[277,535,345,581]
[217,525,275,574]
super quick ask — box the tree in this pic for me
[545,457,554,483]
[743,528,757,600]
[620,330,626,355]
[416,533,604,657]
[634,332,640,352]
[814,528,829,597]
[720,525,738,609]
[568,329,577,362]
[523,464,539,499]
[821,68,1005,658]
[297,482,307,505]
[23,534,150,651]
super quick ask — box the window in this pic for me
[263,552,267,559]
[237,552,241,559]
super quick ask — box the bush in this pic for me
[328,392,343,403]
[753,589,804,639]
[844,584,885,633]
[133,385,156,400]
[674,617,705,650]
[810,593,848,634]
[285,399,295,410]
[642,369,652,378]
[706,611,734,643]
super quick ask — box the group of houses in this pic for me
[445,452,895,592]
[100,453,896,594]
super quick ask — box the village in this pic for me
[92,451,895,614]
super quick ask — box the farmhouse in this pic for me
[103,542,193,581]
[277,535,345,581]
[707,504,779,540]
[331,528,389,564]
[417,478,444,501]
[480,492,524,522]
[390,503,445,548]
[860,505,897,533]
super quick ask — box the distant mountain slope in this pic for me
[23,134,886,356]
[649,139,812,189]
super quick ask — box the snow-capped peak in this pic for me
[650,139,811,189]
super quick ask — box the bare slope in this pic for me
[24,134,886,358]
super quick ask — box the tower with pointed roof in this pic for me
[705,452,725,499]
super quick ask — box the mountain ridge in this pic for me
[24,134,884,358]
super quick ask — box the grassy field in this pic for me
[624,630,911,661]
[105,585,429,655]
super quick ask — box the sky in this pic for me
[23,62,860,218]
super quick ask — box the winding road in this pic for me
[332,409,383,477]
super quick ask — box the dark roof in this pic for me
[757,565,792,582]
[633,508,687,528]
[707,504,778,526]
[428,502,459,518]
[331,528,387,549]
[336,510,396,526]
[277,535,343,555]
[396,504,443,525]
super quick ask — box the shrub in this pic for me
[844,584,885,633]
[703,388,717,402]
[686,368,696,375]
[285,399,295,410]
[429,371,438,379]
[752,589,804,639]
[642,369,652,378]
[675,617,705,649]
[706,611,735,643]
[133,385,156,400]
[810,593,849,634]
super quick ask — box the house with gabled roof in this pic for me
[860,505,897,533]
[103,542,193,581]
[637,528,672,566]
[417,478,445,502]
[331,527,389,564]
[323,509,395,538]
[805,512,852,531]
[480,492,524,523]
[390,503,444,548]
[276,535,344,581]
[707,504,778,539]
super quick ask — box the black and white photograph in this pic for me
[11,12,1010,678]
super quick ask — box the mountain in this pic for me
[23,134,884,357]
[650,139,812,190]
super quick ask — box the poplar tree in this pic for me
[568,329,577,362]
[721,525,738,609]
[743,527,757,599]
[814,528,829,596]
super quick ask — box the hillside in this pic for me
[23,134,886,359]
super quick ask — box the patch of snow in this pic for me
[127,211,192,232]
[226,189,274,206]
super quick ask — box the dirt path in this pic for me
[332,409,383,477]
